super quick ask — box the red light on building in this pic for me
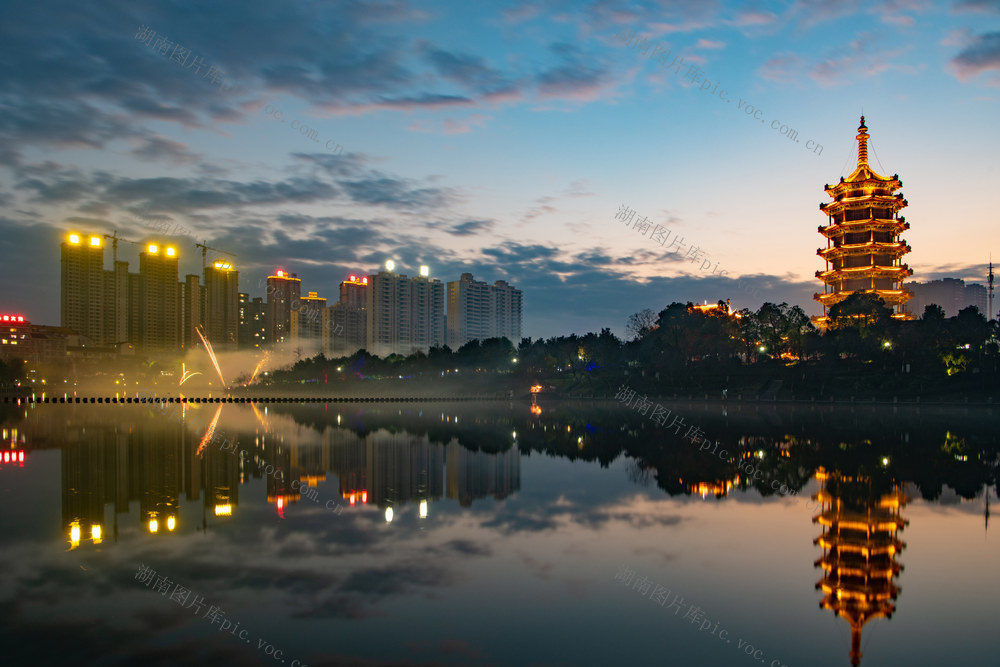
[349,274,357,282]
[277,270,284,278]
[361,490,367,503]
[362,277,368,285]
[0,450,26,468]
[1,315,27,323]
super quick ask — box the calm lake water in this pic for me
[0,400,997,667]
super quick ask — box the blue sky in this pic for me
[0,0,998,339]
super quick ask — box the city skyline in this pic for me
[1,1,998,340]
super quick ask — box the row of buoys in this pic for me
[2,395,502,404]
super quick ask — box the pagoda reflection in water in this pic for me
[812,466,908,666]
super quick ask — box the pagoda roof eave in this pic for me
[843,163,892,183]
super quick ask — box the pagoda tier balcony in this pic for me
[820,196,907,214]
[818,219,909,238]
[824,173,902,194]
[814,290,913,309]
[817,596,896,621]
[818,242,911,260]
[817,578,899,600]
[814,534,904,556]
[814,509,908,531]
[816,558,903,578]
[818,590,897,610]
[825,184,901,199]
[822,191,906,204]
[816,265,913,283]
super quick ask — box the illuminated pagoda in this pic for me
[814,117,912,326]
[812,467,908,666]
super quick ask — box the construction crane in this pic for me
[103,230,141,263]
[195,241,237,270]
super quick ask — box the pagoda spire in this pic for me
[856,116,869,167]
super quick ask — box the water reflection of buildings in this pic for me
[59,416,241,549]
[54,413,520,547]
[2,426,28,468]
[446,442,520,507]
[812,467,908,666]
[327,429,520,517]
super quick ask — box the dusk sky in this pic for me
[1,0,998,339]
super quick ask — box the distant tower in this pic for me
[266,269,301,346]
[815,117,913,326]
[203,260,240,349]
[137,242,180,351]
[813,467,908,666]
[988,260,995,322]
[365,262,443,357]
[324,275,368,357]
[60,233,107,344]
[291,291,326,349]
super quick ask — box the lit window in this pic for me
[148,244,158,254]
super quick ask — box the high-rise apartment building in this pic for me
[202,261,239,349]
[446,273,523,348]
[323,275,367,357]
[61,233,107,345]
[291,291,325,351]
[410,268,445,353]
[490,279,522,344]
[238,293,267,349]
[137,242,180,351]
[106,258,129,347]
[266,270,301,346]
[366,263,443,357]
[906,278,989,318]
[179,274,201,350]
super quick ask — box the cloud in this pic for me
[441,113,491,134]
[340,175,455,211]
[955,0,1000,12]
[130,135,201,165]
[446,219,494,236]
[951,31,1000,81]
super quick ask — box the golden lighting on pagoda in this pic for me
[214,504,233,516]
[813,117,914,327]
[148,518,159,533]
[812,465,908,666]
[91,524,102,544]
